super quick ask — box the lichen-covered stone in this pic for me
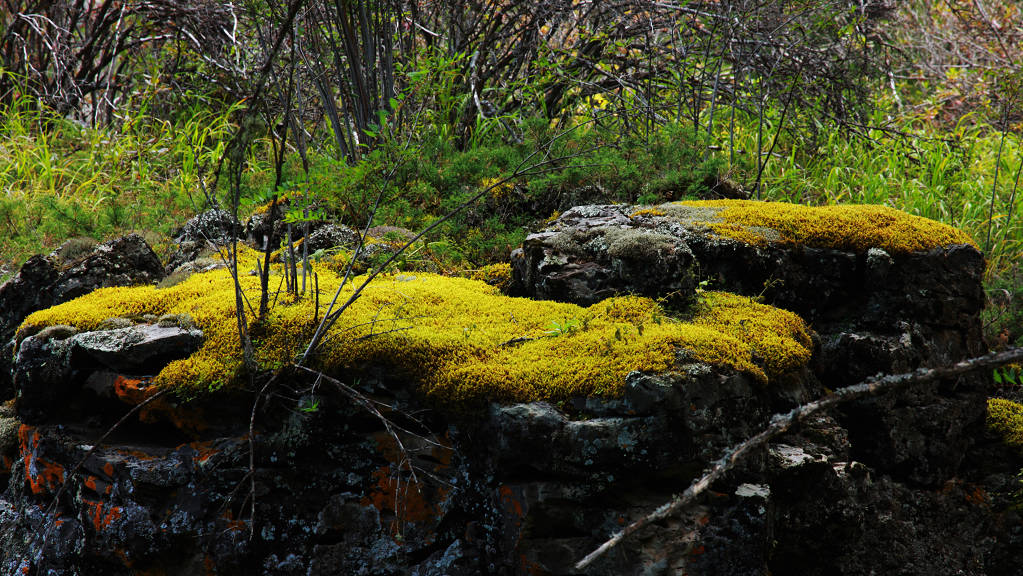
[512,204,699,306]
[304,223,359,253]
[164,209,243,274]
[0,235,165,399]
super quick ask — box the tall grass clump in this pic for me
[0,90,240,278]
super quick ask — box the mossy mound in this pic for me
[670,200,978,254]
[19,247,813,403]
[987,398,1023,450]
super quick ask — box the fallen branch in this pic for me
[575,346,1023,571]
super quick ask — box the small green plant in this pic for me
[546,317,580,337]
[994,365,1022,387]
[299,396,321,413]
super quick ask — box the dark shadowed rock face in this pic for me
[49,234,164,305]
[0,201,1011,576]
[14,323,203,424]
[0,235,164,399]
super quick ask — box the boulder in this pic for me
[70,324,203,374]
[513,202,987,485]
[49,234,164,304]
[164,209,242,273]
[14,323,202,423]
[511,205,699,306]
[304,223,359,253]
[0,235,165,399]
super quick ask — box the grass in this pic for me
[0,94,239,277]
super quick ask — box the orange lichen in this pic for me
[113,375,157,405]
[498,485,525,520]
[82,498,123,531]
[19,425,64,495]
[362,465,448,535]
[111,449,157,462]
[137,399,211,436]
[219,510,248,533]
[188,440,221,466]
[88,476,111,496]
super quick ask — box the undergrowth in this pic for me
[0,93,238,276]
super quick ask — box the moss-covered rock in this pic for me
[673,200,978,253]
[987,398,1023,450]
[17,246,812,404]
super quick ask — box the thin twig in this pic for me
[295,366,426,481]
[499,336,537,347]
[575,347,1023,570]
[247,371,281,541]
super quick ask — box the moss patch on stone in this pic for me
[988,398,1023,450]
[674,200,978,254]
[19,248,813,403]
[469,263,512,291]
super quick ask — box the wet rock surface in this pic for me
[0,203,1017,575]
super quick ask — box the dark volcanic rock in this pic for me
[14,323,202,424]
[304,223,359,253]
[0,235,164,399]
[173,208,241,245]
[0,201,1007,575]
[511,205,699,306]
[49,234,164,304]
[164,209,242,273]
[70,324,203,374]
[514,204,987,486]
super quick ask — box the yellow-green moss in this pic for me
[630,207,667,218]
[19,249,813,404]
[988,398,1023,450]
[676,200,978,254]
[469,263,512,291]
